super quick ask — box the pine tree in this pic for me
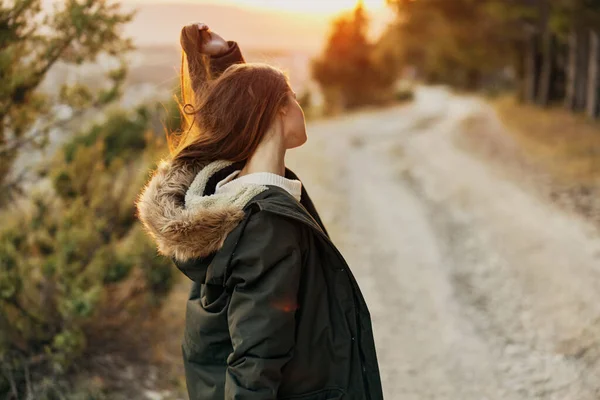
[312,2,398,112]
[0,0,134,204]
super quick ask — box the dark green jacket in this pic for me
[135,42,384,400]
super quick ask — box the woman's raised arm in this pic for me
[179,23,245,107]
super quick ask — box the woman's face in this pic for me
[282,90,307,149]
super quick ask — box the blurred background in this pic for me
[1,0,600,399]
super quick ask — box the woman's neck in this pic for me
[239,130,286,177]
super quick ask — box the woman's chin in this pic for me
[287,134,307,149]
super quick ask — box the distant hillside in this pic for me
[124,45,316,100]
[121,1,331,53]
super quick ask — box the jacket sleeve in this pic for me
[209,40,245,78]
[224,211,303,399]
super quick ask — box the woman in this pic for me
[136,23,384,400]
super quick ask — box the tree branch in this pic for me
[0,99,104,157]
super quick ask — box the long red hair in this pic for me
[168,25,291,164]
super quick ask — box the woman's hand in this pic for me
[196,23,229,56]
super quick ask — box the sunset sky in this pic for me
[121,0,394,50]
[129,0,388,16]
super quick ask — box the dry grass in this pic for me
[492,96,600,186]
[455,95,600,227]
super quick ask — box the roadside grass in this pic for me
[457,94,600,227]
[492,96,600,186]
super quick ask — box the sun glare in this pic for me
[218,0,387,15]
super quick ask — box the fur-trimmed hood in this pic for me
[135,158,269,263]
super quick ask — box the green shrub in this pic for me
[63,107,149,166]
[124,226,174,298]
[0,105,175,398]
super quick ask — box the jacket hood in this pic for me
[135,158,269,263]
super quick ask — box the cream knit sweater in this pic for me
[214,169,302,201]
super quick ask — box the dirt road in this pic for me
[286,87,600,399]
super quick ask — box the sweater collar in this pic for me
[215,170,302,202]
